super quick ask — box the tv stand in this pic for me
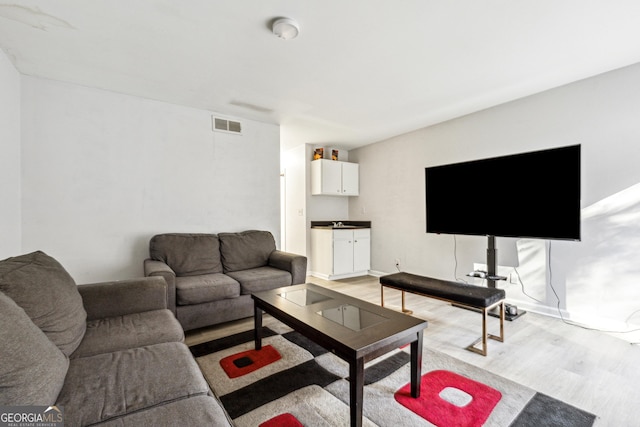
[486,235,500,288]
[486,235,525,321]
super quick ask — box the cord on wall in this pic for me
[453,235,468,283]
[546,242,640,344]
[512,267,544,304]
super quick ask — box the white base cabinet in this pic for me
[311,228,370,280]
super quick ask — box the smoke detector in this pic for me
[272,18,300,40]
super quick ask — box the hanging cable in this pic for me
[512,267,544,304]
[453,235,468,283]
[546,242,640,344]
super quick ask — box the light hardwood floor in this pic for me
[185,275,640,426]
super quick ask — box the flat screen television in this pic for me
[425,144,581,241]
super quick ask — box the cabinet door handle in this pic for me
[354,240,358,242]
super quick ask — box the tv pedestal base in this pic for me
[485,235,526,321]
[489,307,525,321]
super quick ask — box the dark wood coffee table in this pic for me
[252,283,428,427]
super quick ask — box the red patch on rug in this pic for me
[395,369,502,427]
[219,345,281,379]
[259,413,303,427]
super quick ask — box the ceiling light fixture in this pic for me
[272,18,300,40]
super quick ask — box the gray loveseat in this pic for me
[144,230,307,331]
[0,251,232,426]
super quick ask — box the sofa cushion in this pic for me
[218,230,276,272]
[150,233,223,276]
[226,266,292,294]
[176,273,240,305]
[56,342,210,426]
[71,309,185,358]
[94,395,233,426]
[0,251,87,356]
[0,291,69,405]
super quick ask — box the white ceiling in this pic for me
[2,1,640,151]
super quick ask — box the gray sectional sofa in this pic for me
[0,251,232,426]
[144,230,307,331]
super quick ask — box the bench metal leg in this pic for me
[401,291,413,315]
[467,300,504,356]
[380,285,413,314]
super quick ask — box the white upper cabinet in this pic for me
[340,162,359,195]
[311,159,359,196]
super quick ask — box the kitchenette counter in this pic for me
[310,220,371,229]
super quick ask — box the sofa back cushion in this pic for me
[150,233,223,276]
[0,251,87,357]
[0,291,69,405]
[218,230,276,272]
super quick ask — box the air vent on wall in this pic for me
[212,116,242,135]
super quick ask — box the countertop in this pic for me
[310,220,371,229]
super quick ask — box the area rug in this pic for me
[189,324,596,427]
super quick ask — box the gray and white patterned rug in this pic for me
[190,323,596,427]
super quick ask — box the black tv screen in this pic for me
[425,145,581,241]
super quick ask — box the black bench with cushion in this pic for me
[380,272,505,356]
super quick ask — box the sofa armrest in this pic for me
[269,250,307,285]
[144,259,177,314]
[78,276,168,321]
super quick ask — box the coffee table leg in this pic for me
[411,330,423,397]
[349,357,364,427]
[254,303,262,351]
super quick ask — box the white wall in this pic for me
[282,144,352,264]
[282,144,307,255]
[350,62,640,328]
[0,49,21,259]
[305,145,350,258]
[20,77,281,283]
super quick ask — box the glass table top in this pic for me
[316,304,388,331]
[278,289,332,306]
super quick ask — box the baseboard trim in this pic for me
[367,270,386,278]
[309,271,371,281]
